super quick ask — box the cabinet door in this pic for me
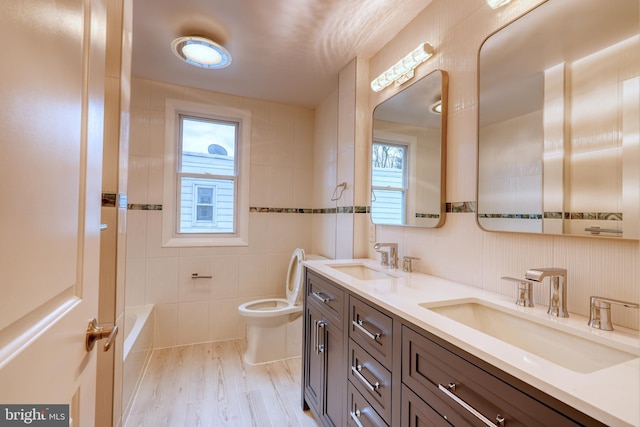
[324,314,345,427]
[305,301,345,427]
[304,302,325,414]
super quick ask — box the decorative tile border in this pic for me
[120,202,490,215]
[565,212,622,221]
[415,213,440,218]
[478,213,543,219]
[249,207,313,213]
[478,212,623,221]
[446,202,476,213]
[102,193,129,208]
[128,204,163,210]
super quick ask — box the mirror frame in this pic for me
[476,0,639,240]
[370,69,448,228]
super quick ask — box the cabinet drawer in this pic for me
[402,326,583,427]
[349,341,392,425]
[401,384,452,427]
[349,296,393,369]
[347,382,387,427]
[306,270,345,325]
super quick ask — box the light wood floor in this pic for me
[125,339,319,427]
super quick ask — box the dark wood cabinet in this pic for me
[401,326,606,427]
[303,268,608,427]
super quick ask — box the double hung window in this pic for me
[163,100,250,247]
[371,142,408,225]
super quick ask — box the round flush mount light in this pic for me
[171,36,232,69]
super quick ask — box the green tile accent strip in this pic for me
[128,204,163,210]
[102,193,117,207]
[477,211,623,221]
[446,202,476,213]
[415,213,440,218]
[478,213,543,219]
[565,212,622,221]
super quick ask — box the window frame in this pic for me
[162,99,251,247]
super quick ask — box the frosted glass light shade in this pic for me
[486,0,512,9]
[171,36,232,69]
[371,42,434,92]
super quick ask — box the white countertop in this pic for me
[303,258,640,427]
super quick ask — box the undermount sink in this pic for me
[420,299,639,374]
[327,263,399,280]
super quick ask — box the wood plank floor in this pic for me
[125,339,319,427]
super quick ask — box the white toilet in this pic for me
[238,248,322,364]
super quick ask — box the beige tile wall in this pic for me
[126,78,314,347]
[361,0,639,329]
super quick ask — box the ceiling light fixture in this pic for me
[171,36,232,69]
[371,42,435,92]
[430,100,442,114]
[486,0,512,9]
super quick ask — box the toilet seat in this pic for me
[238,248,307,318]
[238,298,302,317]
[286,248,305,305]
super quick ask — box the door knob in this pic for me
[86,318,118,352]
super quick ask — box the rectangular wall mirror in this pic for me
[477,0,639,239]
[371,69,448,228]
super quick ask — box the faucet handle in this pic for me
[402,256,420,273]
[501,277,536,307]
[588,296,639,331]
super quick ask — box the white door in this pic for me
[0,0,107,424]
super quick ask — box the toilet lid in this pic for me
[286,248,306,305]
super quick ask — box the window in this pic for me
[163,100,250,247]
[371,142,408,225]
[192,184,216,226]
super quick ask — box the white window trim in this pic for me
[162,99,251,247]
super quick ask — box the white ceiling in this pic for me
[132,0,433,108]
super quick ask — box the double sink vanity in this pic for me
[301,258,640,427]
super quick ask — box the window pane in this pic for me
[179,177,235,234]
[197,187,213,204]
[197,206,213,221]
[372,143,406,188]
[180,117,236,175]
[371,189,405,225]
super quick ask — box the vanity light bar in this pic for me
[371,42,435,92]
[486,0,512,9]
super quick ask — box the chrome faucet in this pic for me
[525,268,568,317]
[373,243,398,269]
[588,296,639,331]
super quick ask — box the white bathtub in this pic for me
[122,305,154,423]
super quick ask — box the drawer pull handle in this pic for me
[351,364,380,393]
[438,383,502,427]
[352,319,381,341]
[312,291,330,303]
[350,410,365,427]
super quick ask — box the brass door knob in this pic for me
[85,318,118,352]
